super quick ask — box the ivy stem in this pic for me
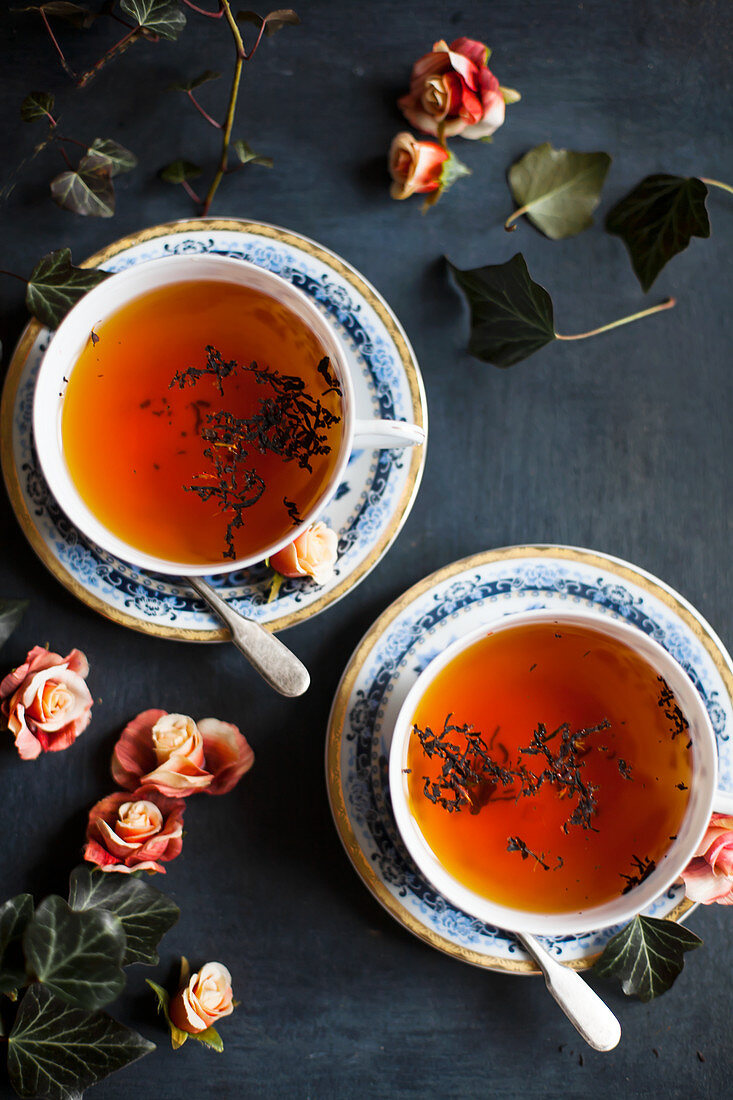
[200,0,246,216]
[555,297,676,341]
[504,205,530,231]
[40,9,77,81]
[700,177,733,195]
[180,0,225,15]
[188,91,222,129]
[76,27,143,89]
[0,270,28,284]
[181,179,202,204]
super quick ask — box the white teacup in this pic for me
[389,607,724,936]
[33,254,425,577]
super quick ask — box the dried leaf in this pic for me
[506,143,612,239]
[606,174,710,291]
[232,139,273,167]
[159,159,202,183]
[119,0,186,40]
[236,8,300,35]
[84,138,137,177]
[594,914,702,1001]
[50,157,115,218]
[14,3,96,28]
[20,91,55,123]
[25,248,109,329]
[169,69,221,92]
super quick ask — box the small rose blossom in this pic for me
[398,37,517,141]
[680,813,733,905]
[388,132,448,200]
[84,788,184,874]
[111,709,254,798]
[169,962,234,1034]
[269,521,338,585]
[0,645,93,760]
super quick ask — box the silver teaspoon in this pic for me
[189,577,310,698]
[516,932,621,1051]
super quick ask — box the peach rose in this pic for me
[398,37,518,141]
[269,521,338,584]
[169,962,234,1034]
[388,133,470,208]
[84,788,184,873]
[680,813,733,904]
[111,709,254,798]
[0,645,93,760]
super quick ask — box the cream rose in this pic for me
[84,789,185,874]
[269,521,338,585]
[169,962,235,1034]
[0,645,93,760]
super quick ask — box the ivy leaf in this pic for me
[606,174,711,292]
[8,984,154,1100]
[594,914,702,1001]
[232,139,273,168]
[23,897,126,1011]
[25,249,109,329]
[20,91,55,123]
[447,253,556,367]
[0,598,28,651]
[15,3,97,29]
[0,895,34,996]
[159,159,202,184]
[506,143,612,239]
[84,138,137,178]
[168,70,221,92]
[236,8,300,36]
[119,0,186,40]
[68,866,179,967]
[50,157,115,218]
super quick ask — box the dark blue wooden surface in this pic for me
[1,2,731,1096]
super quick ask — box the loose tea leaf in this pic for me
[50,157,115,217]
[0,598,28,651]
[0,894,34,995]
[506,143,611,239]
[8,984,154,1100]
[20,91,55,123]
[119,0,186,40]
[23,896,126,1010]
[606,174,710,291]
[68,866,179,967]
[159,159,203,184]
[84,138,137,177]
[26,249,109,329]
[447,254,555,367]
[594,914,702,1001]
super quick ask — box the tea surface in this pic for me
[61,280,343,564]
[406,621,693,914]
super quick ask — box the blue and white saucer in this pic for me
[1,219,426,639]
[326,545,733,973]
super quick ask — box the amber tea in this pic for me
[406,620,693,914]
[61,280,344,565]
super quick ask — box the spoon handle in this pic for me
[189,577,310,698]
[517,932,621,1052]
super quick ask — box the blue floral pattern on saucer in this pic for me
[5,223,426,637]
[328,547,733,971]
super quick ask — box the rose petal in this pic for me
[681,857,733,903]
[198,718,255,795]
[111,709,168,790]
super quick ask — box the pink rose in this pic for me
[169,962,234,1034]
[111,709,254,798]
[84,789,184,874]
[269,521,338,584]
[0,645,93,760]
[398,37,517,141]
[388,132,450,202]
[680,813,733,905]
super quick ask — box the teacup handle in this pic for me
[352,418,425,450]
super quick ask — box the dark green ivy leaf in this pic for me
[606,174,710,292]
[232,139,273,168]
[23,896,126,1010]
[15,3,96,29]
[119,0,186,40]
[168,69,221,92]
[507,142,612,239]
[8,984,154,1100]
[25,249,109,329]
[20,92,55,123]
[594,914,702,1001]
[159,159,202,183]
[0,894,34,995]
[50,157,115,218]
[0,599,28,651]
[447,253,556,367]
[84,139,137,178]
[68,866,179,967]
[236,8,300,36]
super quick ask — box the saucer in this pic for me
[1,219,427,639]
[326,545,733,973]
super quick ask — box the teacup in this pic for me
[389,607,724,936]
[33,254,425,577]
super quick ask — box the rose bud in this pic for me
[398,37,519,141]
[681,812,733,904]
[0,645,93,760]
[111,709,254,798]
[84,789,185,873]
[269,521,338,585]
[388,133,470,208]
[169,962,235,1034]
